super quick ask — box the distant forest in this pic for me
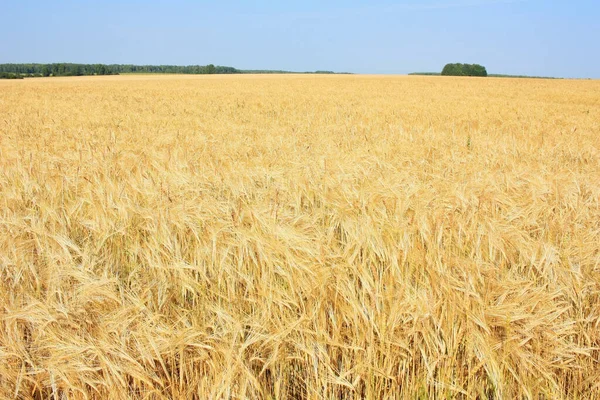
[0,63,349,78]
[0,63,239,77]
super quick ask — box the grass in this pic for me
[1,74,599,399]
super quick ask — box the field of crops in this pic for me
[1,74,599,399]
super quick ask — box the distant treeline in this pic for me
[0,63,117,77]
[488,74,561,79]
[0,63,241,77]
[117,64,239,74]
[0,63,351,78]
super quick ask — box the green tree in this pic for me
[441,63,487,77]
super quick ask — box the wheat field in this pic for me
[1,74,599,399]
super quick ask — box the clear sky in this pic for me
[2,0,599,78]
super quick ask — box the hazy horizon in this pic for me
[2,0,599,78]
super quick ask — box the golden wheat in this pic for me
[1,74,599,399]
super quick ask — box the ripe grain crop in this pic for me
[1,74,599,399]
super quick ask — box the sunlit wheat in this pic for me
[1,74,599,399]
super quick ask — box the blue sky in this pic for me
[2,0,599,77]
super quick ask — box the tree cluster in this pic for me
[441,63,488,77]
